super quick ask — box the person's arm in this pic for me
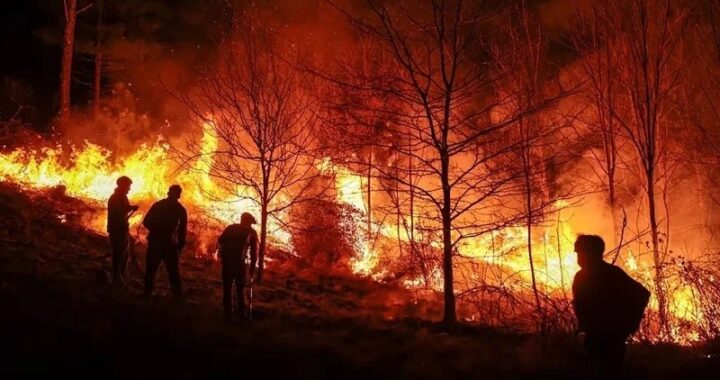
[218,228,228,248]
[124,196,139,215]
[177,207,187,249]
[107,197,116,233]
[217,227,229,259]
[248,230,258,280]
[142,203,158,231]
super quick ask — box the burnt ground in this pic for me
[0,182,718,379]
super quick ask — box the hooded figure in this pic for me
[572,234,650,379]
[218,212,258,322]
[142,185,187,300]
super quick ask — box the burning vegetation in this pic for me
[2,0,720,355]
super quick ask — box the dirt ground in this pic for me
[0,182,717,379]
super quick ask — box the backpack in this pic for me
[621,275,651,335]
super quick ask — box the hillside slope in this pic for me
[0,182,716,379]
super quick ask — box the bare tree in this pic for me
[491,1,560,327]
[58,0,78,128]
[569,0,626,240]
[685,0,720,211]
[318,38,395,256]
[57,0,93,130]
[609,0,688,337]
[93,0,104,118]
[178,20,320,283]
[490,1,575,329]
[327,0,566,325]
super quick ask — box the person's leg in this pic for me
[586,335,627,380]
[222,264,233,322]
[584,334,604,380]
[110,234,120,283]
[118,233,129,282]
[606,337,627,379]
[164,248,183,300]
[236,270,246,319]
[110,232,128,285]
[144,242,162,296]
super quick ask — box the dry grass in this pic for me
[0,182,717,379]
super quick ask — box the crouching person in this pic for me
[218,212,258,323]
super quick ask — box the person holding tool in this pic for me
[218,212,258,323]
[107,176,139,286]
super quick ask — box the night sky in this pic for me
[0,0,574,130]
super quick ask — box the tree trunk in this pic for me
[647,168,669,337]
[604,122,620,245]
[608,173,620,244]
[257,161,270,284]
[59,0,78,130]
[94,53,102,118]
[258,200,268,284]
[604,33,619,245]
[526,206,543,328]
[556,210,565,292]
[522,121,543,329]
[93,0,103,118]
[408,143,423,285]
[440,152,456,326]
[367,150,372,245]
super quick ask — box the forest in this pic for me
[1,0,720,378]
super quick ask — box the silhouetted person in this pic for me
[142,185,187,300]
[572,235,650,379]
[218,212,258,323]
[107,176,139,286]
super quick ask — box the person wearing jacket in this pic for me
[572,234,650,379]
[142,184,187,300]
[107,176,139,286]
[218,212,258,322]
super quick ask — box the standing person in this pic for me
[572,235,650,379]
[107,176,139,286]
[218,212,258,323]
[142,185,187,300]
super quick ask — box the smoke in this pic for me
[537,0,575,33]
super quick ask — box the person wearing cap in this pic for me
[572,234,650,379]
[142,185,188,300]
[218,212,258,322]
[107,176,139,286]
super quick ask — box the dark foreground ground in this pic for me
[0,182,718,379]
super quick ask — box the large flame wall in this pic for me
[0,132,711,345]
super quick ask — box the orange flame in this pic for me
[0,135,707,344]
[0,126,292,253]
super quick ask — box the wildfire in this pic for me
[0,127,292,252]
[315,157,709,344]
[317,157,379,275]
[0,136,709,345]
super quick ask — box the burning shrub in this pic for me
[289,198,361,274]
[675,258,720,344]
